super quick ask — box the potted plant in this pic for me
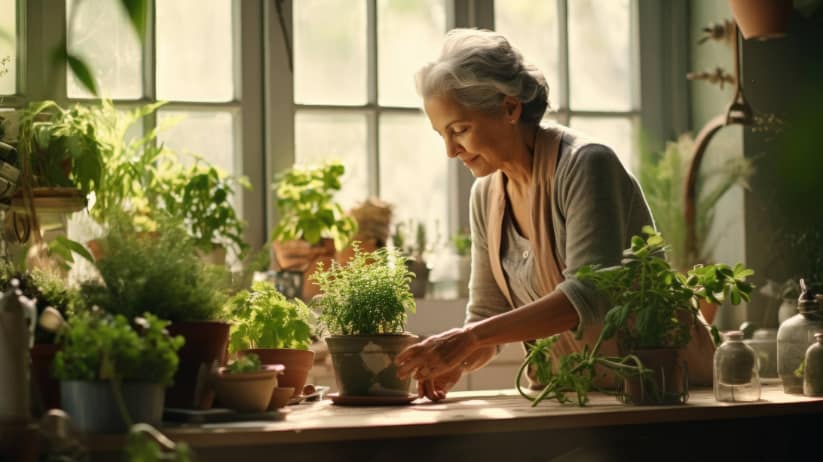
[391,220,438,299]
[10,100,104,241]
[212,353,284,413]
[729,0,792,40]
[53,310,184,433]
[337,197,394,264]
[516,228,754,406]
[225,281,316,399]
[271,160,357,301]
[637,133,754,323]
[84,100,250,264]
[79,212,232,409]
[311,244,418,400]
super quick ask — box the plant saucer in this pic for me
[328,393,418,406]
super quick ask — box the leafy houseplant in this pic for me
[225,281,316,398]
[516,228,754,406]
[311,244,418,399]
[53,310,184,432]
[80,212,232,409]
[271,160,357,301]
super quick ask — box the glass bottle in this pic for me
[714,330,761,402]
[777,279,823,394]
[803,333,823,396]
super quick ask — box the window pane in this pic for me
[378,0,446,107]
[569,116,635,173]
[379,113,448,243]
[0,0,15,95]
[495,0,559,110]
[157,0,234,102]
[66,0,142,99]
[157,110,236,176]
[568,0,632,111]
[294,0,367,105]
[294,111,368,211]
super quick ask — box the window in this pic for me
[495,0,639,171]
[0,0,15,96]
[292,0,449,237]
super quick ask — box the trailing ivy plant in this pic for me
[225,281,314,352]
[311,243,415,336]
[272,160,357,251]
[516,227,755,407]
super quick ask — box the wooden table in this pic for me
[83,385,823,461]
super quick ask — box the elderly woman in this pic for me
[395,28,715,401]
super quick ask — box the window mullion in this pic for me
[367,0,379,197]
[557,0,569,114]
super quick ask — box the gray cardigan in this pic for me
[465,125,654,338]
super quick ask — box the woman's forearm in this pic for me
[467,290,579,347]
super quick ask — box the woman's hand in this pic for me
[417,367,463,402]
[395,327,479,381]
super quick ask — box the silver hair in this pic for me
[416,28,550,124]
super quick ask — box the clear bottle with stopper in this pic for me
[803,332,823,396]
[714,330,761,402]
[777,279,823,394]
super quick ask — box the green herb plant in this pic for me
[53,309,184,385]
[16,100,104,195]
[272,160,357,251]
[311,243,416,336]
[80,212,230,323]
[225,281,314,352]
[226,353,262,374]
[516,227,755,406]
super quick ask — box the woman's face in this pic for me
[423,94,517,177]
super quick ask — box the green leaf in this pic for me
[120,0,148,42]
[65,53,98,96]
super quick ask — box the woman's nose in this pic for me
[445,139,461,159]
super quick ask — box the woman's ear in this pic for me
[502,96,523,124]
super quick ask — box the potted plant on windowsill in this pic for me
[391,220,438,299]
[79,212,232,409]
[311,243,418,401]
[225,280,316,400]
[516,228,754,406]
[212,353,284,413]
[53,310,184,433]
[10,101,104,242]
[271,161,357,302]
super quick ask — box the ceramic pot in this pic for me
[60,381,164,433]
[241,348,315,398]
[166,321,231,409]
[212,365,282,413]
[405,259,430,299]
[729,0,792,40]
[326,334,418,397]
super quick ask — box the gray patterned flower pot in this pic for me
[326,334,418,397]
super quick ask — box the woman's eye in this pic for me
[452,127,466,135]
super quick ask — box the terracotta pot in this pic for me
[326,334,418,397]
[621,348,688,405]
[698,299,717,325]
[30,343,60,412]
[268,387,294,410]
[212,365,282,413]
[729,0,792,40]
[335,239,378,265]
[241,348,315,399]
[166,321,231,409]
[272,238,336,302]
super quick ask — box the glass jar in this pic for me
[777,280,823,394]
[803,333,823,396]
[744,328,778,380]
[714,331,761,402]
